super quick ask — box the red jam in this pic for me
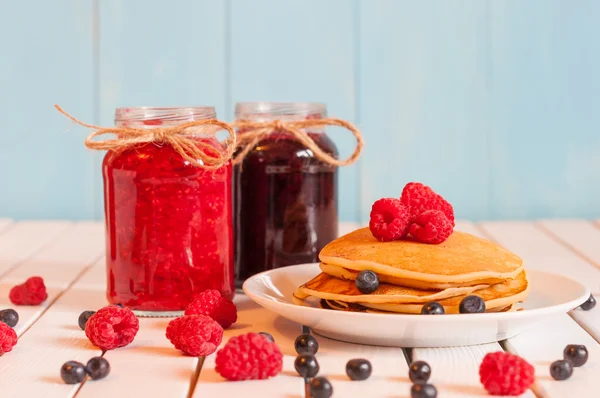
[103,120,233,312]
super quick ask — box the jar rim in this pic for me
[115,106,216,126]
[235,102,326,120]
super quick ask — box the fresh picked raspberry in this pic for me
[409,210,453,244]
[166,314,223,356]
[215,333,283,381]
[0,322,17,356]
[185,289,237,329]
[369,198,410,242]
[9,276,48,305]
[479,352,535,396]
[85,305,139,350]
[400,182,455,225]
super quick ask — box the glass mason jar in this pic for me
[234,102,339,287]
[103,106,234,315]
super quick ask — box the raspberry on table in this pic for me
[9,276,48,305]
[166,314,223,357]
[479,351,535,396]
[85,305,139,350]
[215,332,283,381]
[400,182,455,225]
[185,289,237,329]
[0,321,17,356]
[409,210,453,244]
[369,198,410,242]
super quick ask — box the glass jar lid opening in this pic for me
[115,106,216,127]
[235,102,326,121]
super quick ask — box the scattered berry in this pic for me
[346,358,372,381]
[0,322,17,355]
[479,352,535,396]
[421,302,445,315]
[185,289,237,329]
[259,332,275,343]
[409,361,432,384]
[400,182,455,225]
[294,353,320,379]
[563,344,588,367]
[355,270,380,294]
[295,333,319,355]
[0,309,19,328]
[459,296,486,314]
[9,276,48,305]
[215,332,283,381]
[409,210,453,244]
[580,294,596,311]
[86,357,110,380]
[78,310,96,331]
[550,359,573,381]
[309,376,333,398]
[166,314,223,356]
[369,198,410,241]
[411,383,438,398]
[60,361,87,384]
[85,305,139,350]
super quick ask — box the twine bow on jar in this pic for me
[54,105,237,170]
[232,118,364,166]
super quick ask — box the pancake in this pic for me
[319,228,523,287]
[294,272,490,304]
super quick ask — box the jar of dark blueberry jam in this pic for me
[234,102,339,287]
[104,107,234,315]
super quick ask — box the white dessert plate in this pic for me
[242,263,590,347]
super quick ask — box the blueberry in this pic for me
[309,376,333,398]
[550,359,573,381]
[295,333,319,355]
[86,357,110,380]
[346,358,372,381]
[421,302,445,315]
[355,270,379,294]
[294,353,320,379]
[563,344,588,367]
[459,296,486,314]
[409,360,432,384]
[411,383,438,398]
[259,332,275,343]
[60,361,87,384]
[78,311,96,330]
[0,309,19,328]
[580,294,596,311]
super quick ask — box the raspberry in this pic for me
[400,182,455,225]
[9,276,48,305]
[215,333,283,381]
[479,352,535,396]
[409,210,453,244]
[185,289,237,329]
[369,198,410,242]
[85,305,139,350]
[166,314,223,356]
[0,322,17,356]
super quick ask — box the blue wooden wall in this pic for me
[1,0,599,223]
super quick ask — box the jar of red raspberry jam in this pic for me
[104,106,234,315]
[234,102,339,287]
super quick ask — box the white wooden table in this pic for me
[0,219,598,398]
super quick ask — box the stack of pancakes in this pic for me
[294,228,529,314]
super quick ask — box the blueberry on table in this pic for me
[78,310,96,330]
[459,295,486,314]
[0,309,19,328]
[563,345,588,367]
[61,361,87,384]
[346,358,372,381]
[355,270,379,294]
[86,357,110,380]
[294,353,320,379]
[411,383,438,398]
[295,333,319,355]
[421,302,445,315]
[409,360,432,384]
[550,359,573,381]
[309,376,333,398]
[580,294,596,311]
[259,332,275,343]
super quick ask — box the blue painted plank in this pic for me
[0,0,95,220]
[358,1,490,222]
[229,0,359,221]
